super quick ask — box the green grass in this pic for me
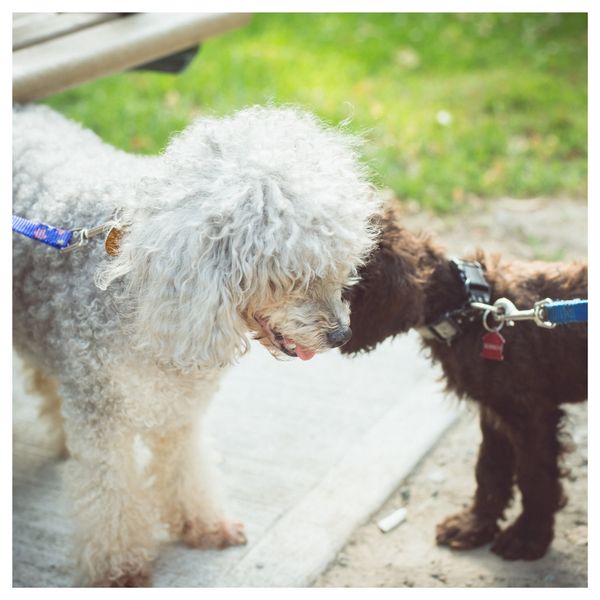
[45,13,587,212]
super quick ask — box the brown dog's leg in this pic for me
[491,408,564,560]
[437,409,514,549]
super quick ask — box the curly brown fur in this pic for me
[343,206,587,561]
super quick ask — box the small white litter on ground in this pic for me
[377,507,407,533]
[427,469,447,483]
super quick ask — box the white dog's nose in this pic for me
[327,326,352,348]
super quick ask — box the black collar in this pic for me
[416,259,491,344]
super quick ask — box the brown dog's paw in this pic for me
[182,518,247,549]
[436,509,499,550]
[491,517,553,560]
[94,570,152,587]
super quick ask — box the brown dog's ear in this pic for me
[342,210,427,354]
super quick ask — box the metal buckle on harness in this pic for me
[420,313,462,343]
[450,259,491,304]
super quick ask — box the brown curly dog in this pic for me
[342,206,587,560]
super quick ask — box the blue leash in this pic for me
[12,215,73,249]
[543,299,587,325]
[13,213,120,252]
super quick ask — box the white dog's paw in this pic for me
[182,518,247,549]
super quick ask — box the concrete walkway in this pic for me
[13,332,459,587]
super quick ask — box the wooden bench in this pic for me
[13,12,251,102]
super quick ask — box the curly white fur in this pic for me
[12,104,379,586]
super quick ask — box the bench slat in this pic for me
[13,13,123,51]
[13,13,251,103]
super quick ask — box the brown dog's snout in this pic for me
[327,326,352,348]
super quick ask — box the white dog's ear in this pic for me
[96,207,251,370]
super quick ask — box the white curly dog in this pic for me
[13,104,379,586]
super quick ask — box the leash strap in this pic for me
[12,215,73,249]
[543,299,588,324]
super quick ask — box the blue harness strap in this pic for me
[12,215,73,250]
[543,299,588,325]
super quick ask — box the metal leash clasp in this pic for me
[60,212,121,253]
[532,298,557,329]
[60,227,90,253]
[493,297,556,328]
[474,297,557,330]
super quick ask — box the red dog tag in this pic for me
[481,331,505,361]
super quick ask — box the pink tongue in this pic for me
[293,342,316,361]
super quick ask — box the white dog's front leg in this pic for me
[148,419,247,550]
[64,423,158,587]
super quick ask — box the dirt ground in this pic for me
[316,196,588,588]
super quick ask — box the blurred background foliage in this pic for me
[45,13,587,212]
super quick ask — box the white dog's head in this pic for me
[97,107,380,370]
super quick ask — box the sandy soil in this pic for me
[316,196,588,588]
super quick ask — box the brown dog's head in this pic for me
[341,207,442,354]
